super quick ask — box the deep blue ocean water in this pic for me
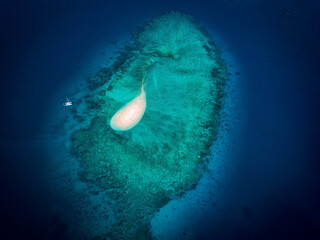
[1,0,320,239]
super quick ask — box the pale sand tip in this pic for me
[110,89,146,131]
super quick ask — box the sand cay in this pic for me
[71,11,228,239]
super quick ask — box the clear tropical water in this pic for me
[1,0,320,239]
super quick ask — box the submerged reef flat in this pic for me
[71,11,228,239]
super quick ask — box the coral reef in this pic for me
[71,11,228,239]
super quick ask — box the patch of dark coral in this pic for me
[87,42,143,92]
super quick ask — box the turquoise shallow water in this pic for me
[1,0,320,239]
[45,14,236,239]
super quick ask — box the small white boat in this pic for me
[63,97,73,107]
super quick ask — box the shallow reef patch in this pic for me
[71,11,228,240]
